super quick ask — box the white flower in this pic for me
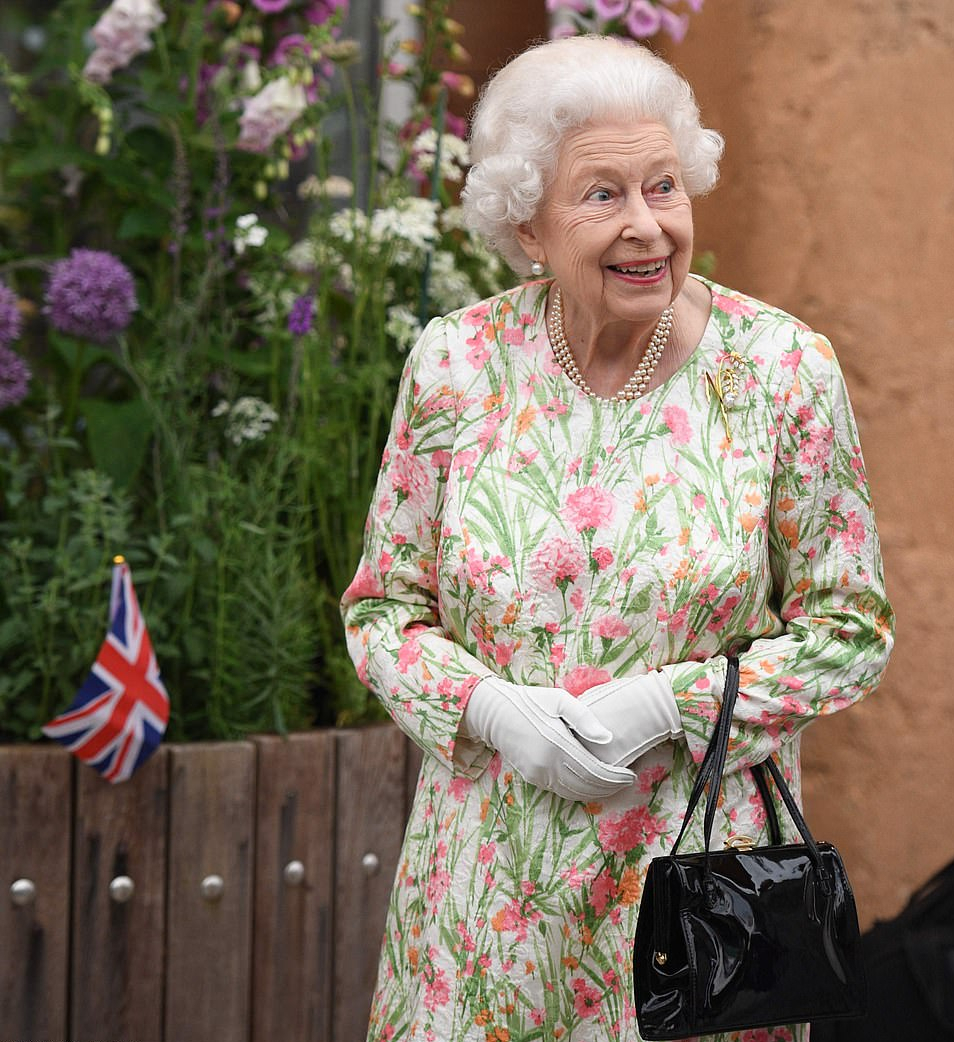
[213,396,279,445]
[237,76,308,153]
[240,59,262,94]
[440,205,469,233]
[298,174,355,201]
[234,213,268,255]
[385,305,423,353]
[370,197,440,262]
[328,208,370,244]
[428,250,476,313]
[412,129,470,182]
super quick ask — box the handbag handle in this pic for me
[670,656,829,885]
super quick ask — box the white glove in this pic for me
[462,676,636,801]
[576,671,683,767]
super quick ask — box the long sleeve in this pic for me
[661,332,895,771]
[341,318,494,772]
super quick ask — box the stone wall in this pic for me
[666,0,954,926]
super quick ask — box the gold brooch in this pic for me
[705,352,745,443]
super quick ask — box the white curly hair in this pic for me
[461,35,725,275]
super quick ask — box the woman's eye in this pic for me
[653,178,676,195]
[587,188,612,202]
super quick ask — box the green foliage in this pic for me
[0,0,513,740]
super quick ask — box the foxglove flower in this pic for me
[625,0,663,36]
[0,344,31,411]
[45,249,137,343]
[0,280,23,347]
[593,0,629,17]
[237,77,308,153]
[83,0,166,85]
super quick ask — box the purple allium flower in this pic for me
[45,249,137,343]
[252,0,291,11]
[0,280,23,347]
[288,294,315,336]
[0,344,31,410]
[625,0,663,37]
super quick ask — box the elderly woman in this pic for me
[341,33,893,1042]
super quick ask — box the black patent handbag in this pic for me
[633,656,866,1040]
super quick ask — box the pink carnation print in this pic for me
[561,665,611,696]
[390,452,433,507]
[563,485,616,532]
[529,537,586,593]
[590,614,630,641]
[572,976,603,1019]
[662,404,692,445]
[598,806,667,854]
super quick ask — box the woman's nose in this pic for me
[620,194,661,241]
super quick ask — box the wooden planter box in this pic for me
[0,724,422,1042]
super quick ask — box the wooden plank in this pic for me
[70,748,169,1042]
[0,745,72,1041]
[332,723,410,1042]
[250,731,335,1042]
[164,742,256,1042]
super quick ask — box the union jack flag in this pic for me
[43,558,169,783]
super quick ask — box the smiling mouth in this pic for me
[608,258,668,276]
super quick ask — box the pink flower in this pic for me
[588,868,618,915]
[339,562,383,604]
[658,7,690,42]
[390,452,433,507]
[426,868,451,909]
[591,546,614,571]
[562,665,612,696]
[625,0,663,36]
[593,0,628,16]
[253,0,291,10]
[448,776,472,802]
[591,614,630,641]
[662,404,692,445]
[563,485,616,531]
[83,0,165,85]
[712,292,757,318]
[598,806,667,854]
[396,639,422,674]
[237,76,307,152]
[572,976,603,1018]
[529,538,586,592]
[423,967,450,1010]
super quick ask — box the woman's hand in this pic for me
[462,676,636,801]
[576,672,683,767]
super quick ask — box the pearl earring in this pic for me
[530,260,545,277]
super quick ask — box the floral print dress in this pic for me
[341,277,894,1042]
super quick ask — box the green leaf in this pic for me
[118,206,170,241]
[47,332,117,373]
[82,399,154,490]
[7,145,92,177]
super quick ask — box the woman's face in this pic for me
[518,120,694,331]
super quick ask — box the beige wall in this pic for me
[663,0,954,925]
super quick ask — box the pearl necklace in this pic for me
[547,286,674,402]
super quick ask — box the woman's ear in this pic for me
[515,221,542,261]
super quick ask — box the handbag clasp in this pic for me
[725,833,756,852]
